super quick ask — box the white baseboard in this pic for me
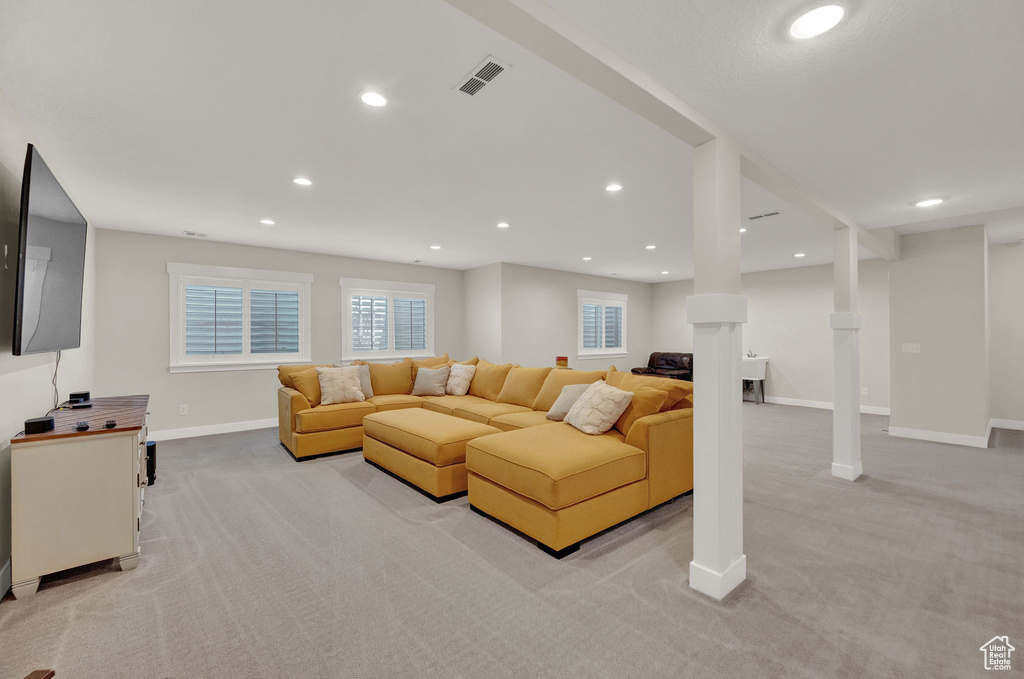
[990,418,1024,432]
[1,558,10,599]
[762,396,890,416]
[888,426,990,449]
[149,417,277,442]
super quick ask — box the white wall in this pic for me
[462,263,502,360]
[650,259,890,409]
[0,90,96,587]
[496,263,653,371]
[889,226,989,440]
[92,229,464,434]
[989,243,1024,427]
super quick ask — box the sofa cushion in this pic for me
[466,423,646,510]
[367,394,424,412]
[411,354,450,382]
[452,401,533,425]
[364,409,501,467]
[496,366,552,407]
[317,366,366,405]
[607,368,692,411]
[368,358,414,395]
[490,410,560,432]
[451,356,479,366]
[290,367,323,407]
[531,369,606,412]
[468,360,515,401]
[421,394,492,416]
[278,363,330,389]
[295,401,375,433]
[446,363,476,396]
[565,381,633,435]
[614,386,668,437]
[412,366,450,396]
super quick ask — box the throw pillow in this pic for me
[468,359,515,401]
[546,383,592,421]
[496,366,552,407]
[447,363,476,396]
[614,370,691,411]
[333,362,374,398]
[412,366,450,396]
[614,386,669,437]
[531,369,606,412]
[290,367,322,407]
[368,357,414,395]
[564,381,633,435]
[412,354,450,382]
[451,356,479,366]
[316,366,365,405]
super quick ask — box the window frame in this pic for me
[339,277,435,362]
[577,289,628,360]
[168,263,312,373]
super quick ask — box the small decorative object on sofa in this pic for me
[631,352,693,381]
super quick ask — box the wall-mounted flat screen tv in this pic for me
[12,144,88,355]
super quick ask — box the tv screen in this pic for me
[13,144,87,355]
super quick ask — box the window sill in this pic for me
[340,353,435,364]
[576,352,627,361]
[169,360,309,374]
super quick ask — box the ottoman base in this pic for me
[365,458,467,503]
[363,437,468,502]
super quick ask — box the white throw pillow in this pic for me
[334,362,373,398]
[546,383,593,421]
[412,366,450,397]
[564,381,633,435]
[316,366,366,405]
[447,364,476,396]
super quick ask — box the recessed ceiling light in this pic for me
[661,271,669,275]
[497,222,510,228]
[260,219,275,225]
[794,253,806,258]
[789,5,845,39]
[293,177,312,186]
[360,92,387,107]
[430,245,441,250]
[915,198,944,207]
[645,245,656,250]
[605,183,623,192]
[583,257,592,261]
[740,228,747,233]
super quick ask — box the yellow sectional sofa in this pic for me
[276,357,693,556]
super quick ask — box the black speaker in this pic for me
[25,416,55,435]
[146,440,157,485]
[69,390,90,403]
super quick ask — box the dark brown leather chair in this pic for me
[632,352,692,381]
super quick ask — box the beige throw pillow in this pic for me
[316,366,366,405]
[334,363,373,398]
[546,383,592,421]
[412,366,450,397]
[447,363,476,396]
[564,381,633,435]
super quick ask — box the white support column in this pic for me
[832,226,863,480]
[687,137,747,600]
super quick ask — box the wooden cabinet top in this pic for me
[12,395,150,444]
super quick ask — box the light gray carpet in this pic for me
[1,404,1021,679]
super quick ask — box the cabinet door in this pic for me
[12,433,135,579]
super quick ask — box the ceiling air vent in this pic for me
[183,231,207,238]
[455,55,509,97]
[748,211,783,220]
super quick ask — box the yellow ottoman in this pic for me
[362,409,501,502]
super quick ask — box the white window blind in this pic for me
[577,290,627,358]
[169,263,312,372]
[340,278,434,361]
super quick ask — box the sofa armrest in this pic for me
[278,387,310,443]
[625,408,694,507]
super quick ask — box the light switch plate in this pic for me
[902,343,921,354]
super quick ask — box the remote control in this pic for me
[75,421,90,431]
[105,419,117,428]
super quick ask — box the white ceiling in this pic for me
[1,0,1021,283]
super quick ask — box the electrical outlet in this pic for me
[902,343,921,354]
[179,405,188,416]
[861,388,868,396]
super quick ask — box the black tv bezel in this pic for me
[12,143,87,356]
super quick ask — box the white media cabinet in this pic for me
[10,395,150,598]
